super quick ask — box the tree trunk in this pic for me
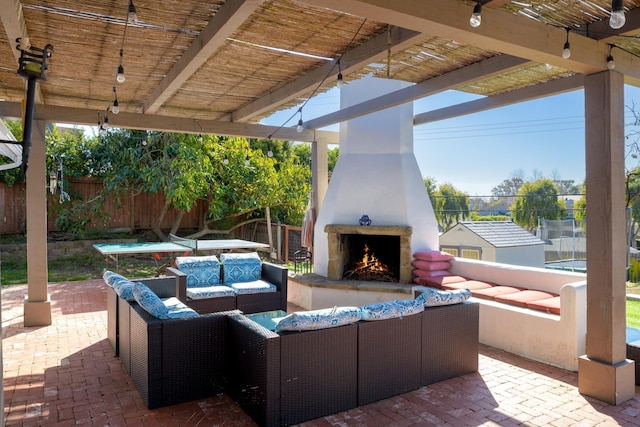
[153,200,170,241]
[171,211,185,236]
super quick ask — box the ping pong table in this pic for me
[93,238,270,271]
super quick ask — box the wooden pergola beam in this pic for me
[228,26,424,123]
[0,100,338,144]
[143,0,263,114]
[304,54,529,130]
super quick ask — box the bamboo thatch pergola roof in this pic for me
[2,0,640,142]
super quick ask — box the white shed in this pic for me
[439,221,545,268]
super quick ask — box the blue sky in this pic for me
[262,81,640,198]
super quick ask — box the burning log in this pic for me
[343,244,396,282]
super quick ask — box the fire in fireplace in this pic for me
[324,224,412,283]
[343,237,399,282]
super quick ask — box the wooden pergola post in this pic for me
[24,119,51,326]
[578,70,634,404]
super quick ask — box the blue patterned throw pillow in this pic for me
[133,282,170,319]
[103,270,128,287]
[360,299,424,321]
[415,286,471,307]
[275,306,361,332]
[175,255,221,287]
[104,270,135,301]
[220,252,262,284]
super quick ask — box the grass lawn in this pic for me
[1,253,166,286]
[629,299,640,329]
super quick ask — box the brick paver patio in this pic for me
[3,279,640,426]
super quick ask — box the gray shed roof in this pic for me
[451,221,544,248]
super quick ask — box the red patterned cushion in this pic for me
[442,280,493,291]
[412,269,450,278]
[526,296,561,315]
[412,260,451,271]
[471,285,525,300]
[412,275,467,289]
[413,250,455,261]
[494,290,559,308]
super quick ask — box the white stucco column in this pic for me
[24,119,51,326]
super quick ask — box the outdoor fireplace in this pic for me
[313,76,439,284]
[325,225,412,283]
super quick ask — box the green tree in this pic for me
[573,181,586,222]
[0,120,24,185]
[93,129,311,240]
[423,179,469,230]
[511,178,566,231]
[423,177,444,227]
[438,183,470,231]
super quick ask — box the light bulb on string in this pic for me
[470,1,482,28]
[336,59,344,88]
[195,120,205,143]
[267,146,273,158]
[112,87,120,114]
[223,156,229,165]
[562,29,571,59]
[245,155,250,166]
[607,54,616,70]
[610,0,626,29]
[128,0,138,24]
[116,64,125,83]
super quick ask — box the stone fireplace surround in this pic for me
[325,224,412,284]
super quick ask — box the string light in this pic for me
[267,146,273,157]
[116,52,125,83]
[296,110,304,133]
[470,1,482,28]
[196,120,204,142]
[562,28,571,59]
[245,155,250,166]
[607,45,616,70]
[116,1,136,84]
[610,0,625,30]
[337,59,344,88]
[223,155,229,165]
[262,19,366,140]
[127,0,138,25]
[111,86,120,114]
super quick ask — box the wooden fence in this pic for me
[0,179,308,262]
[0,177,204,233]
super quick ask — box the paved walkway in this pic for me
[3,280,640,426]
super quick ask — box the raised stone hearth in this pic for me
[325,224,412,284]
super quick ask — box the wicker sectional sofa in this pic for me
[226,302,479,427]
[106,275,479,425]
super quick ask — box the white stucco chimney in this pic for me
[313,75,439,278]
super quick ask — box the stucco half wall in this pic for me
[448,258,587,371]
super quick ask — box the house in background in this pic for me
[439,221,545,268]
